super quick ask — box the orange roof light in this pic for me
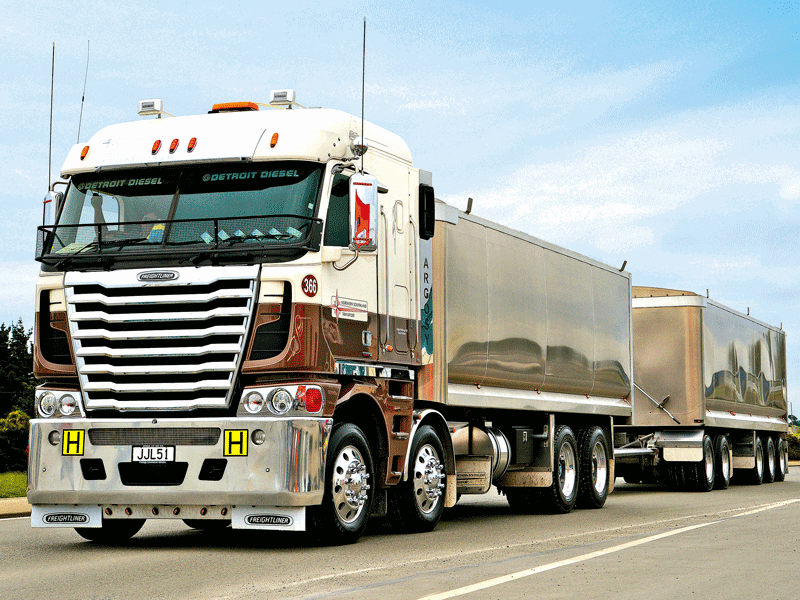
[152,140,162,155]
[80,146,90,160]
[169,139,179,153]
[270,133,279,148]
[188,137,197,152]
[210,102,259,113]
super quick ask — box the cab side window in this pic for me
[323,174,350,247]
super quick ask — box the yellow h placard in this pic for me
[224,430,248,456]
[62,430,85,456]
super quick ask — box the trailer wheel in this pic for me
[746,436,764,485]
[713,435,731,490]
[308,423,374,545]
[388,425,446,533]
[577,426,609,508]
[763,436,776,484]
[691,434,715,492]
[542,425,579,513]
[775,438,788,482]
[667,463,689,490]
[75,519,145,543]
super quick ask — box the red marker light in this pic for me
[305,388,323,413]
[169,139,179,153]
[270,133,279,148]
[80,146,90,160]
[188,137,197,152]
[152,140,162,155]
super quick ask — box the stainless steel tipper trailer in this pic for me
[615,287,789,491]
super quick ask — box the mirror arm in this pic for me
[332,242,360,271]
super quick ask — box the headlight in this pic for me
[243,391,265,414]
[38,393,57,417]
[59,394,77,416]
[269,389,293,415]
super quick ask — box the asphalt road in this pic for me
[2,471,799,600]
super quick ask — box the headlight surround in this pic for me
[38,393,57,417]
[59,394,77,416]
[243,391,265,414]
[269,389,294,415]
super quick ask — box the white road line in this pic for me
[418,499,800,600]
[278,500,788,590]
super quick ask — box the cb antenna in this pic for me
[46,42,55,225]
[360,17,366,174]
[77,40,90,143]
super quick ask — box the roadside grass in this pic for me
[0,472,27,498]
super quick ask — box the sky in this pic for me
[1,0,798,408]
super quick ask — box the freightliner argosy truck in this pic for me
[28,91,788,544]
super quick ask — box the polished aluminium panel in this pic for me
[28,416,332,507]
[630,288,788,429]
[432,206,633,413]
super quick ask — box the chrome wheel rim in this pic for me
[592,441,608,494]
[767,441,776,476]
[720,444,730,481]
[558,442,577,498]
[412,443,445,514]
[704,444,714,482]
[779,440,788,475]
[331,445,370,524]
[755,443,763,478]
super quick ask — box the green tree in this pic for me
[0,320,34,418]
[0,410,29,472]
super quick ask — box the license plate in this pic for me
[132,446,175,463]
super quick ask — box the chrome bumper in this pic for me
[28,416,333,507]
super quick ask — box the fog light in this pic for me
[48,430,61,446]
[243,391,265,414]
[251,429,266,445]
[59,394,77,416]
[38,393,57,417]
[269,389,293,415]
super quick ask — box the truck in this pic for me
[28,91,787,545]
[614,287,789,490]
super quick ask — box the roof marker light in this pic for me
[169,139,179,153]
[152,140,162,155]
[80,146,90,160]
[270,133,279,148]
[188,137,197,152]
[210,102,259,113]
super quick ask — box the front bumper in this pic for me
[28,416,333,507]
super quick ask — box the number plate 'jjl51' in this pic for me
[132,446,175,463]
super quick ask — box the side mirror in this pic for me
[419,184,435,240]
[349,173,378,249]
[42,190,62,227]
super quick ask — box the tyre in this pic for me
[749,436,764,485]
[75,519,145,543]
[691,434,715,492]
[308,423,374,545]
[713,435,731,490]
[577,426,610,508]
[388,425,446,533]
[763,436,776,484]
[542,425,579,513]
[775,437,788,482]
[183,519,231,531]
[666,463,686,490]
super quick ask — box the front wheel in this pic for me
[388,425,446,533]
[577,426,610,509]
[75,519,145,543]
[308,423,374,545]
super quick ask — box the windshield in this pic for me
[40,161,324,266]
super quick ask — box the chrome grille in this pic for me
[66,265,259,410]
[88,427,221,446]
